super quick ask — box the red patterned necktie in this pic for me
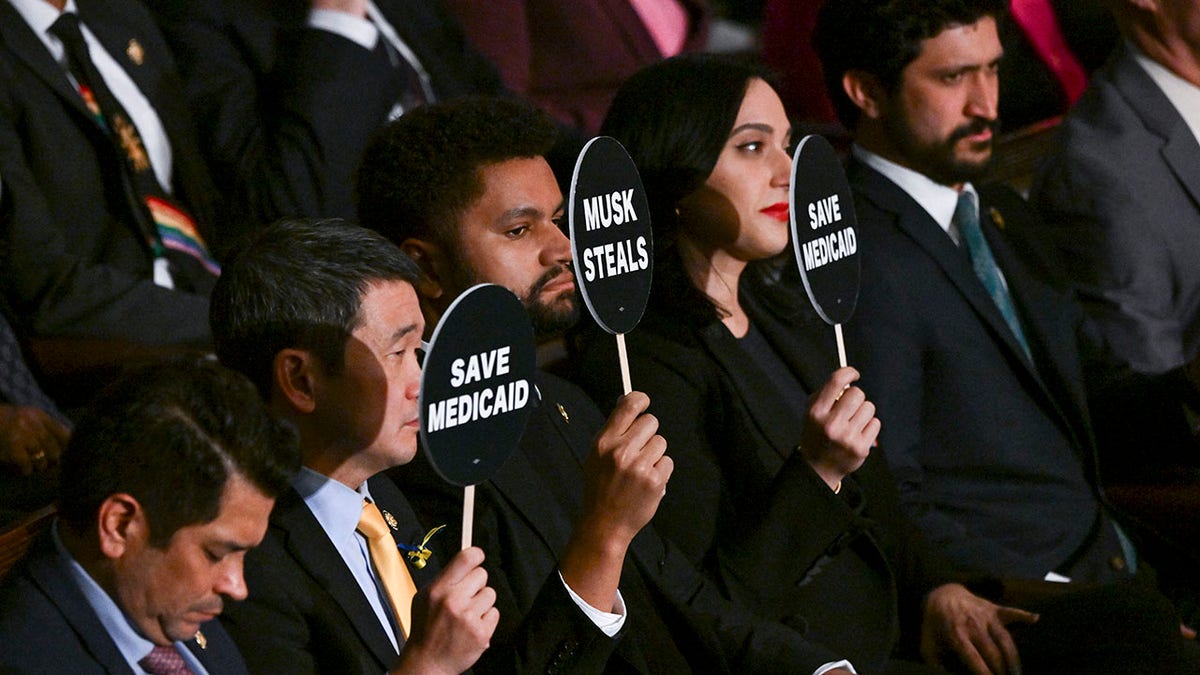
[138,645,193,675]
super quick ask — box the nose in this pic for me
[541,218,573,268]
[966,74,998,120]
[216,559,249,601]
[770,144,791,188]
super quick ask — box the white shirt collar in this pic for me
[852,143,977,244]
[293,466,373,542]
[7,0,78,55]
[1130,41,1200,146]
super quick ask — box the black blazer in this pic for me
[572,282,952,670]
[843,159,1136,584]
[0,529,248,674]
[147,0,507,230]
[0,0,217,346]
[219,474,443,674]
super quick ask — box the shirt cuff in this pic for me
[815,659,857,675]
[558,571,626,637]
[307,9,378,50]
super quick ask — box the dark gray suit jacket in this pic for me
[845,160,1136,584]
[1026,44,1200,377]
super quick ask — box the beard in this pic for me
[521,264,580,338]
[887,114,998,186]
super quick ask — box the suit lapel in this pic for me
[23,533,137,674]
[0,1,95,122]
[851,161,1041,378]
[272,487,399,669]
[1109,46,1200,213]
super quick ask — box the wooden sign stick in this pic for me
[616,333,633,395]
[834,323,848,369]
[461,485,475,550]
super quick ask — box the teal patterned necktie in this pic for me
[954,193,1033,362]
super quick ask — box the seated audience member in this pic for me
[1021,0,1200,382]
[358,95,899,673]
[590,51,1193,674]
[0,359,299,673]
[442,0,709,135]
[0,304,70,521]
[210,220,500,674]
[0,0,223,346]
[146,0,510,228]
[813,0,1200,622]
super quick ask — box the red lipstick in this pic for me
[760,202,790,222]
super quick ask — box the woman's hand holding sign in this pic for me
[798,366,880,493]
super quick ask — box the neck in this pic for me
[678,237,749,336]
[855,125,966,191]
[1130,27,1200,88]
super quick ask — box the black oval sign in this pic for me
[419,284,537,487]
[568,136,654,335]
[789,134,861,325]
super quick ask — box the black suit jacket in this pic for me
[0,0,217,345]
[572,284,952,670]
[219,474,442,674]
[0,529,247,674]
[147,0,506,231]
[843,159,1135,584]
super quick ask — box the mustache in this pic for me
[948,117,998,143]
[527,264,574,299]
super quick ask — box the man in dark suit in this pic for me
[0,0,222,347]
[146,0,508,230]
[1022,0,1200,381]
[216,220,618,673]
[0,359,300,673]
[813,0,1200,592]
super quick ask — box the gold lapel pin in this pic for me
[126,39,144,66]
[989,207,1005,230]
[194,629,207,650]
[381,508,399,531]
[557,403,569,425]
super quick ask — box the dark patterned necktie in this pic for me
[139,645,193,675]
[48,13,219,278]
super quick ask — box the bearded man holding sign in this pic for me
[359,96,873,672]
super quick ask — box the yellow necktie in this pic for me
[357,500,418,638]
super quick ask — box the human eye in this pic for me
[737,140,765,153]
[504,224,530,239]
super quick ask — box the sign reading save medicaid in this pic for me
[419,284,536,487]
[789,134,860,326]
[568,136,653,335]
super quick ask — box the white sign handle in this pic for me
[461,485,475,550]
[834,323,848,369]
[616,333,633,395]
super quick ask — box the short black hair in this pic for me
[356,96,558,248]
[814,0,1007,128]
[58,359,299,547]
[210,218,420,396]
[601,54,775,325]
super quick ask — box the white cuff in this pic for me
[558,571,626,637]
[814,659,857,675]
[307,9,378,50]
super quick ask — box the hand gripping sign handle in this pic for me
[616,333,633,395]
[461,485,475,550]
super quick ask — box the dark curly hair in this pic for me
[814,0,1007,129]
[356,97,558,249]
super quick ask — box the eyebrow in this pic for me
[729,122,794,141]
[390,323,420,343]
